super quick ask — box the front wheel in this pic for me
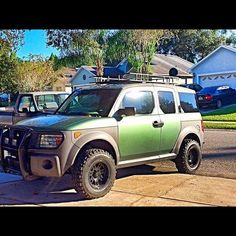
[71,148,116,199]
[175,139,202,174]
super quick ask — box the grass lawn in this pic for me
[204,121,236,129]
[202,105,236,121]
[201,104,236,129]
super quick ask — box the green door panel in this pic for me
[159,114,181,154]
[118,115,161,161]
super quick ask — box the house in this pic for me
[69,59,132,90]
[190,45,236,89]
[125,53,194,84]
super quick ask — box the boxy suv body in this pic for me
[0,82,204,199]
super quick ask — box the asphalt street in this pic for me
[154,129,236,179]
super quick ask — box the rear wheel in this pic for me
[71,148,116,199]
[175,139,202,174]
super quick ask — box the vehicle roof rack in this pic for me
[94,77,177,85]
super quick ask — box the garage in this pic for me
[199,72,236,89]
[190,45,236,89]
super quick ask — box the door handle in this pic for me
[152,120,164,128]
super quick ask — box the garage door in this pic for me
[200,74,236,89]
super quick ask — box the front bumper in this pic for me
[30,154,61,177]
[0,125,63,179]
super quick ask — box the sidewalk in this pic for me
[0,172,235,206]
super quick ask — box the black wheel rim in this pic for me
[187,146,199,169]
[88,162,109,190]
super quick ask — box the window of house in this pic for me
[121,91,154,114]
[158,91,176,114]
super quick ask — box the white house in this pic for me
[190,45,236,89]
[69,59,132,91]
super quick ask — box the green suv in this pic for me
[0,82,204,199]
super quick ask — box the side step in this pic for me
[117,153,176,169]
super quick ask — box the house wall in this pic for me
[192,48,236,75]
[192,47,236,88]
[71,68,96,86]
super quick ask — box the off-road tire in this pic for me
[71,148,116,199]
[175,139,202,174]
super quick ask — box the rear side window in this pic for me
[179,92,199,113]
[35,94,59,110]
[121,91,154,114]
[158,91,176,114]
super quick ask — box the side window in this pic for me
[121,91,154,114]
[179,92,199,113]
[18,95,36,112]
[158,91,176,114]
[36,95,59,110]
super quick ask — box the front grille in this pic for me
[0,125,32,174]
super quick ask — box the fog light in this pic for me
[42,160,53,170]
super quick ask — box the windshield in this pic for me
[57,88,121,117]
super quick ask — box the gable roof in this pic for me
[150,53,193,76]
[70,59,133,83]
[190,45,236,71]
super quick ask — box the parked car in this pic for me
[0,91,69,125]
[178,83,203,92]
[196,85,236,109]
[0,82,204,199]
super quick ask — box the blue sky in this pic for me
[17,30,59,59]
[17,29,236,59]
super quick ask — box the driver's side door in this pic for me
[114,87,162,161]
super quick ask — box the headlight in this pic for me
[39,134,64,148]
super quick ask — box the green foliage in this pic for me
[0,30,24,93]
[158,30,225,63]
[47,30,171,75]
[0,50,18,93]
[15,54,59,92]
[105,30,170,74]
[47,30,111,76]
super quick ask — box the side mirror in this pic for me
[115,107,135,120]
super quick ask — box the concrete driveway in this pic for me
[0,165,235,206]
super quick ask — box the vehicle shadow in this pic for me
[0,163,178,206]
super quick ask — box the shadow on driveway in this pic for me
[0,164,177,206]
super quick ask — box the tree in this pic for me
[158,30,225,63]
[0,49,18,93]
[47,30,110,77]
[15,55,60,92]
[0,30,24,93]
[105,30,171,74]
